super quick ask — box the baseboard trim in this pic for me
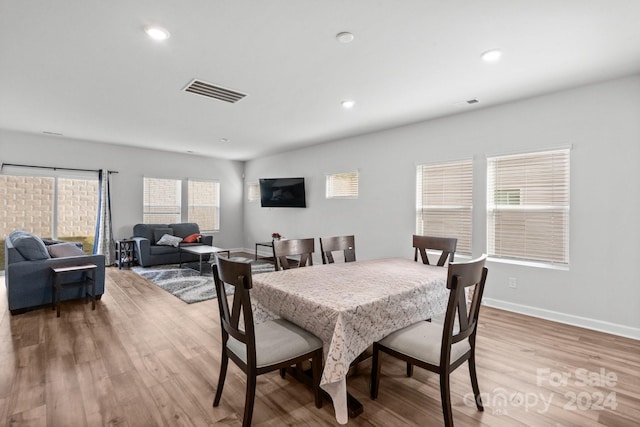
[245,247,273,259]
[483,298,640,340]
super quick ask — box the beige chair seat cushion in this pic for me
[378,321,470,366]
[227,318,322,368]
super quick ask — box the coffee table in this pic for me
[179,245,230,275]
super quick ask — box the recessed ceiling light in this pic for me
[220,138,230,143]
[481,49,502,62]
[341,100,355,109]
[336,32,354,44]
[144,26,171,41]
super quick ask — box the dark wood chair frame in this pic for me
[413,235,457,266]
[371,256,488,427]
[408,234,459,376]
[319,235,356,264]
[272,238,315,271]
[212,257,323,427]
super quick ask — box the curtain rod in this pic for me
[0,162,118,174]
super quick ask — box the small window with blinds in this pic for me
[143,177,182,224]
[416,160,473,254]
[326,172,359,199]
[188,179,220,232]
[487,148,570,265]
[247,182,260,202]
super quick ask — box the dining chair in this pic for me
[272,238,315,271]
[413,235,457,266]
[408,235,459,375]
[370,255,488,427]
[319,235,356,264]
[212,256,323,427]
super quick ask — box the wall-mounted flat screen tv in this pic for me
[259,177,306,208]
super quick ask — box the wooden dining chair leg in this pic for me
[213,353,228,407]
[312,349,323,408]
[406,362,413,377]
[243,375,257,427]
[440,373,454,427]
[468,353,484,411]
[370,344,381,399]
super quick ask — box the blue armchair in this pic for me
[4,231,106,314]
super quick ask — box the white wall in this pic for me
[244,75,640,338]
[0,130,245,250]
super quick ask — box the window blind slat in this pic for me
[247,182,260,202]
[416,159,473,254]
[487,148,570,264]
[143,177,182,224]
[326,172,359,198]
[188,179,220,232]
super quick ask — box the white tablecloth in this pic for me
[251,257,449,424]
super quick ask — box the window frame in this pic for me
[142,177,182,225]
[486,147,570,266]
[187,179,220,232]
[143,177,221,231]
[0,168,99,255]
[325,171,359,199]
[415,159,473,254]
[247,182,260,202]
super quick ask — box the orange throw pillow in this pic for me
[182,233,202,243]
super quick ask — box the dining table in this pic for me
[250,257,450,424]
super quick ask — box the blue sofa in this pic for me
[4,230,106,315]
[132,223,213,267]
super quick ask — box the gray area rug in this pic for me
[132,257,275,304]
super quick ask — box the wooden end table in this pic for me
[116,239,137,269]
[255,241,274,261]
[51,263,97,317]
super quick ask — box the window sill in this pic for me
[487,256,570,271]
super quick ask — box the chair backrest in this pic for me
[319,235,356,264]
[441,255,488,365]
[213,256,256,364]
[413,235,457,266]
[272,238,315,271]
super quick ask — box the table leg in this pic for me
[283,367,363,419]
[53,274,61,317]
[90,269,96,310]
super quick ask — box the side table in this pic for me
[116,239,137,269]
[51,263,97,317]
[255,241,274,261]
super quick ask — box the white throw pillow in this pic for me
[156,234,183,247]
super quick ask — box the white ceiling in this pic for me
[1,1,640,161]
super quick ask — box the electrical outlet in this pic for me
[508,277,518,288]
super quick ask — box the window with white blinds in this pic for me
[416,160,473,254]
[487,148,570,265]
[326,172,359,199]
[188,179,220,231]
[143,177,182,224]
[247,182,260,202]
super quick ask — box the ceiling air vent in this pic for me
[183,79,247,103]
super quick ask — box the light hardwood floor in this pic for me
[1,266,638,426]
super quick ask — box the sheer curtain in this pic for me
[94,170,115,265]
